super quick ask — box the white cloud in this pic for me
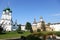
[52,13,60,16]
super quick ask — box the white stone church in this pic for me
[0,8,18,31]
[32,17,60,31]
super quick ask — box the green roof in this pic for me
[3,8,12,13]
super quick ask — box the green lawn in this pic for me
[0,31,31,39]
[1,31,60,39]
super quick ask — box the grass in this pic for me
[0,31,31,39]
[1,31,60,39]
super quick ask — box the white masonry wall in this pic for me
[50,24,60,31]
[21,25,25,31]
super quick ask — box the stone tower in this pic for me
[32,18,37,32]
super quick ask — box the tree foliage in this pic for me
[17,24,21,33]
[41,21,46,31]
[0,24,3,33]
[25,22,33,32]
[37,29,41,32]
[47,23,51,26]
[25,22,32,30]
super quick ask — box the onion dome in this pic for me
[3,8,12,13]
[33,18,37,24]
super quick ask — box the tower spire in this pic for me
[40,16,43,22]
[7,1,9,8]
[33,17,37,24]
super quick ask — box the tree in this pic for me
[0,26,3,33]
[0,24,3,33]
[41,21,47,40]
[17,24,21,33]
[25,22,32,32]
[47,23,51,26]
[37,29,41,32]
[41,21,46,31]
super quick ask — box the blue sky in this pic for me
[0,0,60,24]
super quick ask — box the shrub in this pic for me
[17,31,24,34]
[37,29,41,32]
[26,34,42,40]
[54,31,60,36]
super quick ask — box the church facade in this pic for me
[0,8,18,31]
[32,17,60,32]
[32,17,53,32]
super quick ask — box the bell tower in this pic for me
[32,17,37,32]
[0,8,13,31]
